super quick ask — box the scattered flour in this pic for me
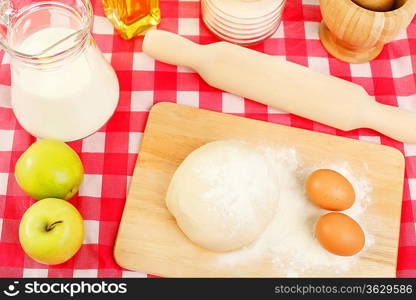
[214,146,374,276]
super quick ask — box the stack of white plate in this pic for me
[201,0,286,45]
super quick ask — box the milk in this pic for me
[11,27,120,141]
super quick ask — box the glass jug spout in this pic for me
[0,0,16,54]
[0,0,92,59]
[0,0,14,26]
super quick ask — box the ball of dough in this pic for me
[166,140,279,252]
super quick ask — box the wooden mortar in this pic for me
[319,0,416,63]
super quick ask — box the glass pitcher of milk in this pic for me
[0,0,120,141]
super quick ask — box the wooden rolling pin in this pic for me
[143,30,416,143]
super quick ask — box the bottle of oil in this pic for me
[103,0,161,39]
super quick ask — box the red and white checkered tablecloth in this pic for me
[0,0,415,278]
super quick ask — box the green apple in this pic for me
[15,139,84,200]
[19,198,84,265]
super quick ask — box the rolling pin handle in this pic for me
[362,102,416,144]
[143,30,202,70]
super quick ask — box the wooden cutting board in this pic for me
[114,102,405,277]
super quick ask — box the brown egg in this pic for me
[305,169,355,211]
[315,212,365,256]
[352,0,395,11]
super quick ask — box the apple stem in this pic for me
[46,220,63,232]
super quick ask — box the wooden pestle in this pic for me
[143,30,416,143]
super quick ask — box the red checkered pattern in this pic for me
[0,0,415,278]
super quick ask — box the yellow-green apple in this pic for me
[15,139,84,200]
[19,198,84,265]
